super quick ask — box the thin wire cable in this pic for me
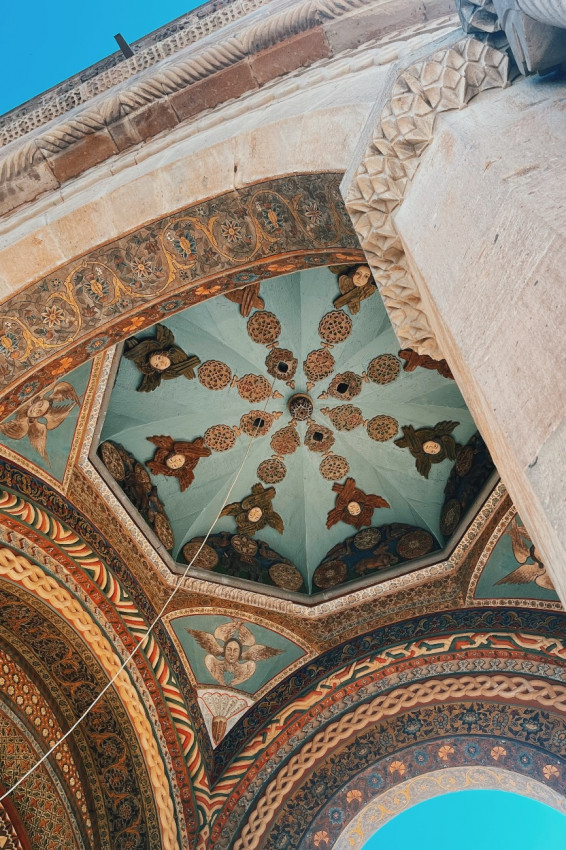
[0,377,277,802]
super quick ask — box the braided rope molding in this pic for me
[0,0,402,176]
[343,35,511,359]
[233,673,566,850]
[0,546,180,850]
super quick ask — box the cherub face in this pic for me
[224,639,241,663]
[28,398,50,418]
[166,453,186,470]
[149,352,172,371]
[352,266,372,288]
[423,440,442,455]
[247,507,263,523]
[347,501,362,516]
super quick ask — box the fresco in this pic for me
[171,615,305,697]
[475,515,559,601]
[0,361,92,482]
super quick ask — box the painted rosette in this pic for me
[198,360,232,390]
[366,415,399,442]
[313,559,347,589]
[247,311,281,345]
[257,458,287,484]
[367,354,401,384]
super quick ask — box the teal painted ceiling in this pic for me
[98,266,489,593]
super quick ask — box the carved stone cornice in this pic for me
[342,34,511,359]
[0,0,448,184]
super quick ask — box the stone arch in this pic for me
[331,766,566,850]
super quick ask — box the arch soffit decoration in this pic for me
[0,174,362,419]
[0,545,184,850]
[210,608,566,850]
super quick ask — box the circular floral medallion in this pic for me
[440,498,462,537]
[247,311,281,345]
[288,393,314,421]
[204,424,237,452]
[198,360,232,390]
[269,562,304,592]
[397,529,435,560]
[319,454,350,480]
[100,442,126,481]
[325,404,364,432]
[303,348,335,383]
[240,410,274,437]
[232,535,258,559]
[182,541,219,570]
[257,458,287,484]
[237,374,272,403]
[366,415,399,442]
[328,371,363,401]
[304,424,335,453]
[455,445,474,477]
[367,353,401,384]
[318,310,352,345]
[153,513,174,550]
[313,559,348,589]
[265,348,298,382]
[271,425,300,455]
[353,527,382,550]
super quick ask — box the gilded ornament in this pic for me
[270,425,300,456]
[231,534,258,561]
[153,512,175,550]
[146,435,211,492]
[288,393,314,421]
[269,562,304,592]
[239,410,275,437]
[326,477,390,530]
[367,354,401,385]
[353,527,382,550]
[399,348,453,380]
[257,458,287,484]
[394,421,459,478]
[265,348,298,384]
[319,454,349,481]
[204,424,237,452]
[325,371,363,401]
[247,311,281,346]
[304,424,335,453]
[318,310,352,346]
[100,440,126,481]
[198,360,232,391]
[313,559,347,589]
[396,529,435,560]
[322,404,364,432]
[225,282,264,317]
[235,373,273,403]
[220,483,284,536]
[366,415,399,442]
[303,349,335,384]
[182,541,219,570]
[333,264,377,314]
[123,323,200,392]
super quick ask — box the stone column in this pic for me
[393,75,566,603]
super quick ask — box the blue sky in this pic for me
[0,0,203,115]
[364,790,566,850]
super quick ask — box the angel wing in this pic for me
[415,454,432,479]
[394,426,422,454]
[138,371,162,392]
[441,435,457,461]
[0,410,31,441]
[123,337,160,364]
[28,420,48,461]
[173,439,211,459]
[155,324,175,348]
[435,421,459,436]
[147,435,175,451]
[178,467,196,492]
[267,510,284,534]
[242,644,283,662]
[49,381,80,406]
[495,563,543,586]
[220,501,240,518]
[166,349,201,379]
[506,519,531,564]
[185,628,223,656]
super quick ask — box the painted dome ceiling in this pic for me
[96,265,495,595]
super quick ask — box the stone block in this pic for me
[0,156,59,218]
[47,129,119,184]
[109,100,180,151]
[250,29,331,86]
[170,61,258,121]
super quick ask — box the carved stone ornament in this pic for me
[343,35,511,360]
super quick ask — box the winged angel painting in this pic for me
[0,381,80,464]
[186,619,283,688]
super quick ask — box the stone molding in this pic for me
[342,34,511,359]
[0,0,454,194]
